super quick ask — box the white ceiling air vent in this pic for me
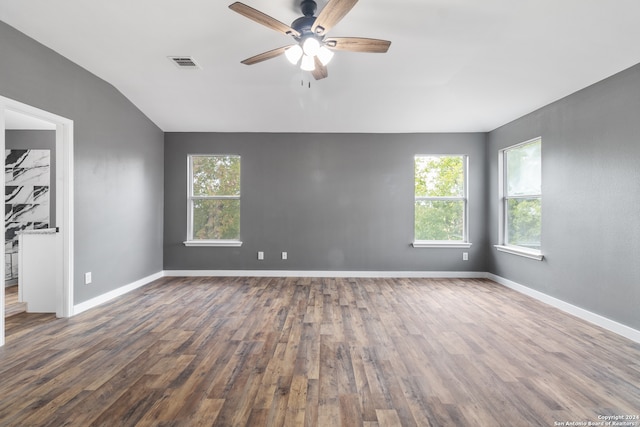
[168,56,201,69]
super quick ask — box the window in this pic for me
[496,138,542,259]
[413,155,471,248]
[185,155,241,247]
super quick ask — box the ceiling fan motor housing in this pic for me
[293,0,321,43]
[291,16,317,38]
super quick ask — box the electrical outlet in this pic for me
[282,251,287,260]
[462,252,469,261]
[257,251,264,260]
[84,272,92,284]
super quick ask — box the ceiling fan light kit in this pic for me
[228,0,391,80]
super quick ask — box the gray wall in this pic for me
[164,132,488,272]
[5,130,56,225]
[0,21,164,304]
[487,63,640,330]
[3,17,638,334]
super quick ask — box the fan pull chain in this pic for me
[301,79,311,88]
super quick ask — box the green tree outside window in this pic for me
[189,155,241,240]
[504,139,541,249]
[414,155,467,241]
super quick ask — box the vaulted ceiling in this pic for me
[2,0,640,133]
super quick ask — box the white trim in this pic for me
[163,270,487,278]
[505,136,543,151]
[58,115,74,318]
[412,242,472,249]
[494,244,543,261]
[73,271,164,315]
[497,147,505,247]
[497,137,542,252]
[488,273,640,344]
[187,154,241,242]
[414,154,470,244]
[183,240,243,247]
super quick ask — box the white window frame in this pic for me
[184,154,242,247]
[412,154,472,248]
[495,137,543,260]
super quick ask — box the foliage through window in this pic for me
[188,155,241,242]
[501,138,541,251]
[414,155,468,244]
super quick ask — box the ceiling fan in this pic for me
[228,0,391,80]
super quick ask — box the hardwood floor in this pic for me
[4,285,27,318]
[0,277,639,426]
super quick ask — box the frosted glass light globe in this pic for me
[285,45,303,65]
[300,54,315,71]
[302,37,321,56]
[317,46,334,66]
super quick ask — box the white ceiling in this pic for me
[2,0,640,133]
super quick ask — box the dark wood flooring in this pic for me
[0,277,639,426]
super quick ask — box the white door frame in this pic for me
[0,95,74,347]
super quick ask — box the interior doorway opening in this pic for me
[0,96,74,347]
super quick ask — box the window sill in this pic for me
[412,241,472,249]
[494,245,543,261]
[183,240,243,247]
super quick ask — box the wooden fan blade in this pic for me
[311,0,359,35]
[325,37,391,53]
[229,2,300,37]
[241,45,293,65]
[311,56,328,80]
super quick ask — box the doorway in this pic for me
[0,96,74,346]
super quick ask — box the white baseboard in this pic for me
[73,271,164,316]
[162,270,488,278]
[487,273,640,344]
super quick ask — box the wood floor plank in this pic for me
[375,409,402,427]
[283,375,308,426]
[4,285,27,318]
[1,276,639,426]
[304,378,319,427]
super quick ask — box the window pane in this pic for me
[192,155,240,197]
[192,199,240,240]
[415,156,464,198]
[414,200,464,241]
[506,140,541,196]
[506,198,541,249]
